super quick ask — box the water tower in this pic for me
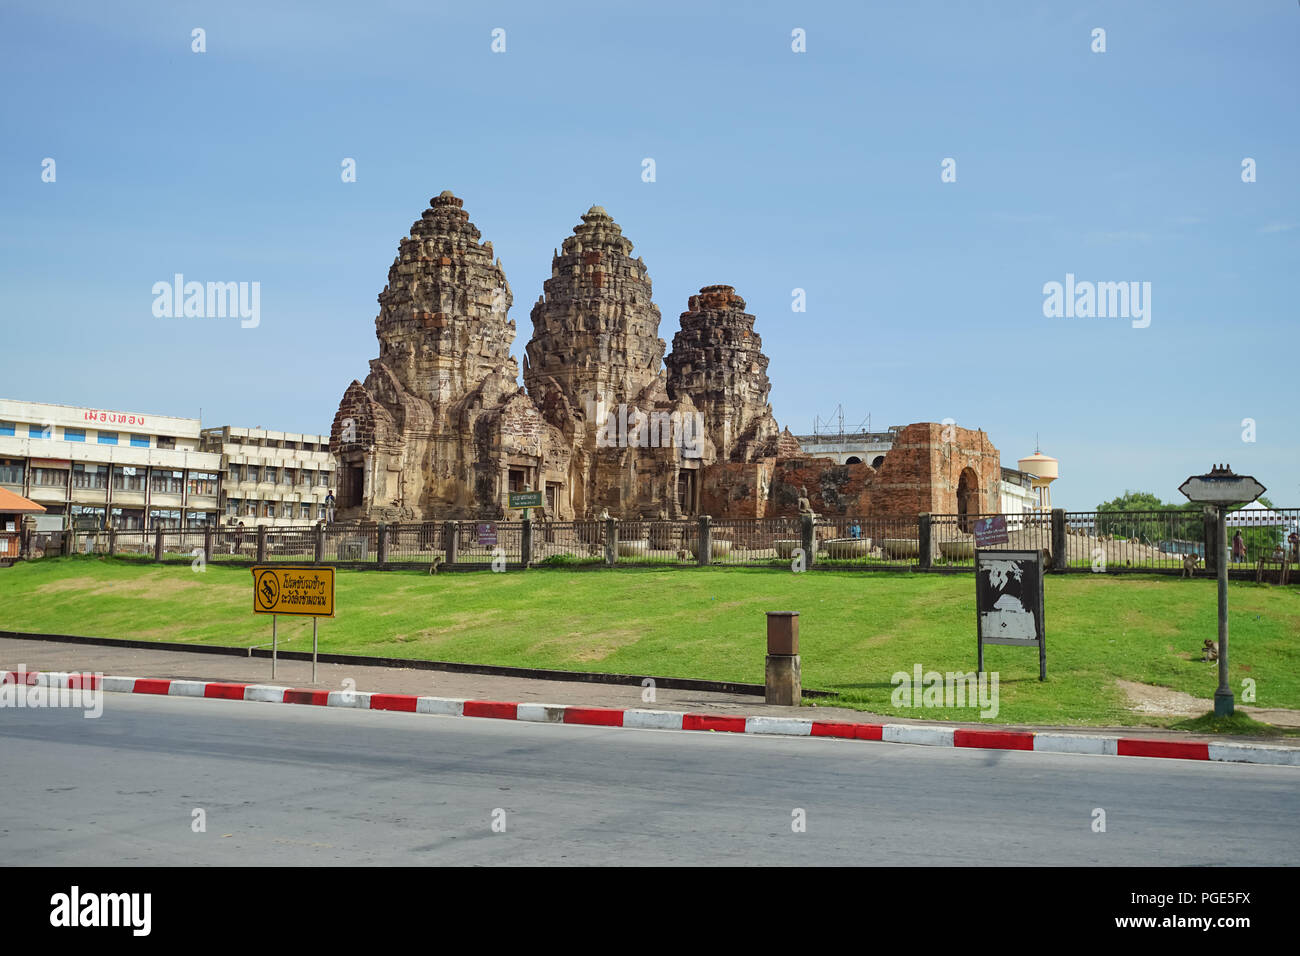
[1017,447,1059,513]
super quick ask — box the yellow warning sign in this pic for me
[251,565,335,617]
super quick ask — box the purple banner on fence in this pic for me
[973,515,1009,547]
[477,523,497,547]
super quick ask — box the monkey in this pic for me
[1181,553,1201,578]
[676,548,690,560]
[428,555,444,575]
[1201,639,1219,662]
[587,544,603,557]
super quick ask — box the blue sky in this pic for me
[2,0,1297,509]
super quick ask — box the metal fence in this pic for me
[930,512,1053,569]
[23,508,1300,579]
[814,514,925,568]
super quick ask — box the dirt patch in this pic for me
[1117,679,1206,717]
[1117,679,1300,728]
[34,574,205,598]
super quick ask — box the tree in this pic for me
[1094,490,1200,545]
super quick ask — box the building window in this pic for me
[151,470,184,494]
[148,508,181,529]
[110,507,144,530]
[0,421,14,437]
[64,428,86,442]
[508,469,524,493]
[0,459,23,484]
[300,503,310,519]
[244,500,257,517]
[71,464,108,490]
[283,468,296,485]
[319,472,329,486]
[226,499,240,516]
[228,464,241,482]
[185,512,210,529]
[264,502,276,518]
[32,467,68,487]
[112,466,146,492]
[97,431,119,445]
[264,467,278,484]
[187,472,217,496]
[157,436,176,450]
[70,505,106,528]
[318,504,326,521]
[129,434,150,448]
[28,423,51,439]
[246,465,260,483]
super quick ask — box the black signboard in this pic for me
[975,548,1046,680]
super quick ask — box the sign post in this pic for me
[1178,465,1266,717]
[975,549,1046,680]
[252,565,336,682]
[509,488,542,518]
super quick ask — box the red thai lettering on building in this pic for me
[82,410,145,426]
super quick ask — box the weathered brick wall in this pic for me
[768,458,874,517]
[866,422,1000,516]
[700,461,771,518]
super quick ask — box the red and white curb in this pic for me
[4,669,1298,768]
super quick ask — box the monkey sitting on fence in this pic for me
[1181,553,1201,578]
[1201,639,1219,662]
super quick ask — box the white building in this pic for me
[0,399,222,530]
[200,426,336,528]
[791,427,901,467]
[999,467,1042,527]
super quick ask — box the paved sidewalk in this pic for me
[2,635,1297,747]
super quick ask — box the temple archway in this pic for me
[957,467,980,532]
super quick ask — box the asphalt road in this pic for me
[1,694,1296,865]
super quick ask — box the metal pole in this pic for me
[272,614,277,681]
[312,617,318,683]
[1214,505,1233,716]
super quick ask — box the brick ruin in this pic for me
[330,192,1000,521]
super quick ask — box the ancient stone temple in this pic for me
[330,191,570,520]
[330,191,1001,522]
[665,284,780,463]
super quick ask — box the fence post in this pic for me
[377,523,389,566]
[1202,506,1218,575]
[696,515,712,566]
[256,525,267,564]
[203,526,213,565]
[605,516,618,566]
[315,523,325,564]
[443,520,458,565]
[521,518,532,567]
[153,526,164,562]
[918,513,932,570]
[21,525,32,559]
[800,513,815,569]
[1050,509,1067,571]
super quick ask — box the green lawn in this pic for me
[3,556,1299,730]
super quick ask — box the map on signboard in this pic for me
[979,559,1037,639]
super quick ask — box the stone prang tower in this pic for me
[666,285,780,463]
[523,206,665,411]
[331,191,565,519]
